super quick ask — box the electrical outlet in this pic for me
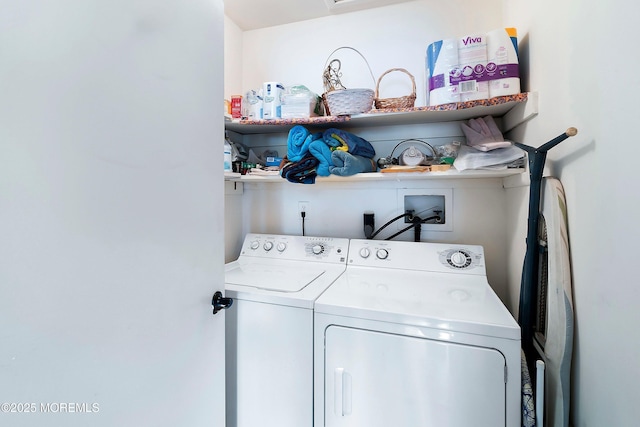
[298,201,310,219]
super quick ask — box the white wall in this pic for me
[223,15,243,101]
[504,1,638,425]
[237,0,503,105]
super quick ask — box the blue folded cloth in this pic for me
[287,126,322,162]
[280,153,318,184]
[322,128,376,158]
[329,150,377,176]
[308,139,333,177]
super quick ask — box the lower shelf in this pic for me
[225,167,525,183]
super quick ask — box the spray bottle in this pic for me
[223,133,232,172]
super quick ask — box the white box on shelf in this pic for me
[281,93,320,119]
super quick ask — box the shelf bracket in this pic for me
[224,180,244,194]
[502,91,538,133]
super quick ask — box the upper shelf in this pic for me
[224,92,537,135]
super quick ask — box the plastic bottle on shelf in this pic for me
[224,135,232,172]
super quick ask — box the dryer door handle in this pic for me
[211,291,233,315]
[334,368,352,416]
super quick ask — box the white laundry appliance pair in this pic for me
[225,234,521,427]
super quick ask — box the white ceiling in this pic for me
[225,0,416,31]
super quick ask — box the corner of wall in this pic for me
[224,15,244,100]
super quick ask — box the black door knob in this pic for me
[212,291,233,315]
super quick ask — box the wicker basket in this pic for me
[322,47,376,116]
[374,68,416,109]
[322,89,374,116]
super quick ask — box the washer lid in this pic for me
[314,267,520,340]
[225,259,326,292]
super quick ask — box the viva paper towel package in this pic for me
[426,28,520,106]
[426,39,460,106]
[457,33,489,102]
[487,28,520,97]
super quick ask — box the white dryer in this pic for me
[225,233,349,427]
[313,239,521,427]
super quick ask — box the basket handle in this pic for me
[323,46,376,88]
[375,68,416,98]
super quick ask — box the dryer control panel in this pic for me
[348,239,485,275]
[240,233,349,264]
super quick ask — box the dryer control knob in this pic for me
[376,249,389,260]
[312,244,324,255]
[276,242,287,252]
[359,248,371,258]
[449,251,470,268]
[263,241,274,251]
[250,240,260,250]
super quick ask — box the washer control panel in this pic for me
[240,233,349,264]
[348,239,485,275]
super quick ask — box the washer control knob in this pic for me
[250,240,260,250]
[263,241,274,252]
[276,242,287,252]
[359,247,371,258]
[312,244,324,255]
[449,251,470,268]
[376,249,389,260]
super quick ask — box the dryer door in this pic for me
[324,326,507,427]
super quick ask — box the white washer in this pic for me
[225,233,349,427]
[314,239,521,427]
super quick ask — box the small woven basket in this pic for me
[374,68,416,109]
[322,47,376,116]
